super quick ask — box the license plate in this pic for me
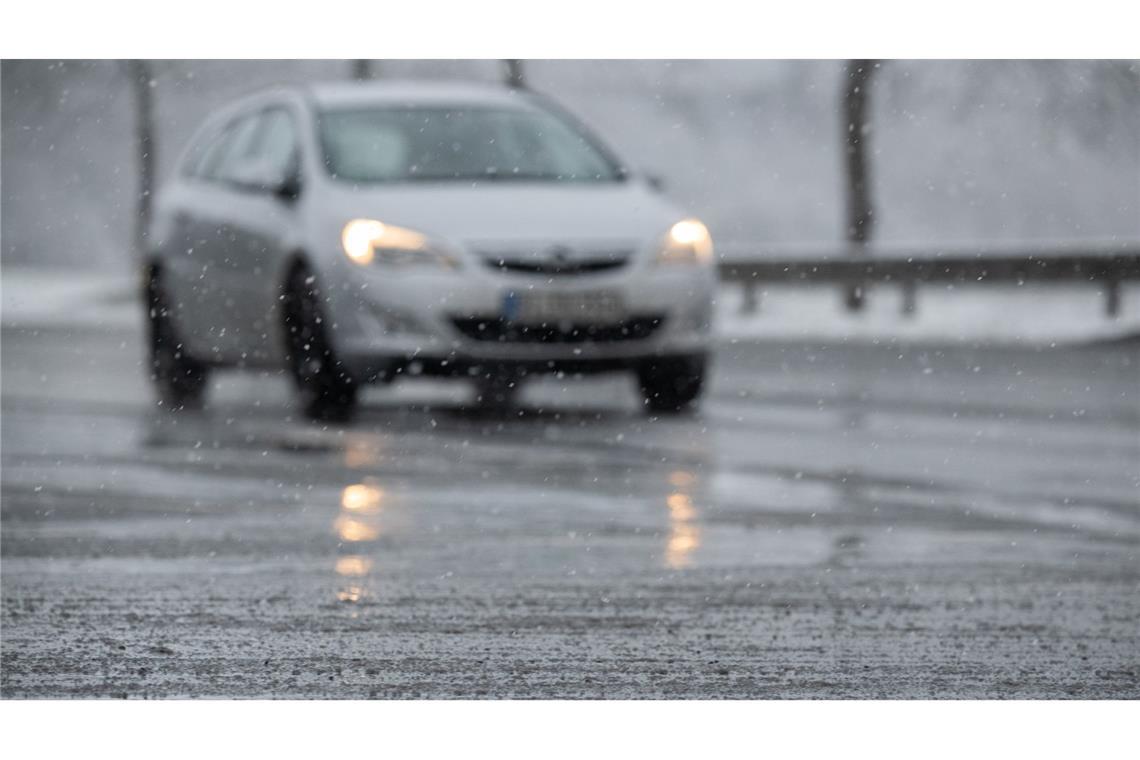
[503,289,625,324]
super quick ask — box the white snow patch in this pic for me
[1,268,139,330]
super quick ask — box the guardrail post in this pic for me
[844,282,865,312]
[901,280,917,318]
[1105,278,1121,318]
[741,282,760,315]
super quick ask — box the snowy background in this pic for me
[3,59,1139,342]
[3,59,1139,271]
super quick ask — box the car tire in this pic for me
[637,354,706,414]
[282,265,358,422]
[147,268,211,410]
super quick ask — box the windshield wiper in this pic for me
[401,168,579,182]
[478,171,569,182]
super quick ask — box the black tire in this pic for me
[147,268,210,409]
[637,354,706,414]
[282,265,358,421]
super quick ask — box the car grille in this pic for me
[451,315,666,344]
[478,249,633,276]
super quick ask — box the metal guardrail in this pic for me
[716,243,1140,317]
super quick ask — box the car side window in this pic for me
[181,128,216,178]
[184,124,231,179]
[209,115,263,183]
[249,108,300,177]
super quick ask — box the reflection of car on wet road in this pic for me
[5,322,1140,698]
[146,81,716,420]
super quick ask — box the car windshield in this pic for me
[318,105,626,184]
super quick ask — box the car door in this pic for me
[211,106,303,366]
[160,118,240,360]
[162,113,263,362]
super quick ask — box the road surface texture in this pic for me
[2,317,1138,698]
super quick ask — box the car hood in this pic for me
[318,181,686,251]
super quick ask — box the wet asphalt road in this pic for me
[2,319,1138,698]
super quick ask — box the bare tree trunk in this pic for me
[351,60,374,81]
[124,60,155,263]
[504,59,526,89]
[841,59,878,311]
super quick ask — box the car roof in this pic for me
[300,80,540,111]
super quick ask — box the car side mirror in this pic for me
[228,159,301,201]
[274,167,302,202]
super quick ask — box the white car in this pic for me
[147,81,716,419]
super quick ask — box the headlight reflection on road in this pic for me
[334,516,381,543]
[334,481,384,603]
[665,471,701,569]
[335,555,373,577]
[340,483,383,515]
[668,470,696,489]
[335,555,373,604]
[344,435,383,469]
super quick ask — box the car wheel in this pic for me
[147,268,210,409]
[282,265,358,422]
[637,354,706,414]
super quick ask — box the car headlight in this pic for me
[656,218,713,265]
[341,219,459,269]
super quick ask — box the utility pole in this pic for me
[841,59,878,311]
[351,60,374,81]
[124,59,155,263]
[504,59,526,89]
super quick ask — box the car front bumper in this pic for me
[325,261,716,382]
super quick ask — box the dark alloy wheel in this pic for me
[637,354,706,414]
[147,268,210,409]
[282,265,358,422]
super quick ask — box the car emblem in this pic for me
[546,245,573,265]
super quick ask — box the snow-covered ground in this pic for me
[1,269,141,331]
[2,267,1138,345]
